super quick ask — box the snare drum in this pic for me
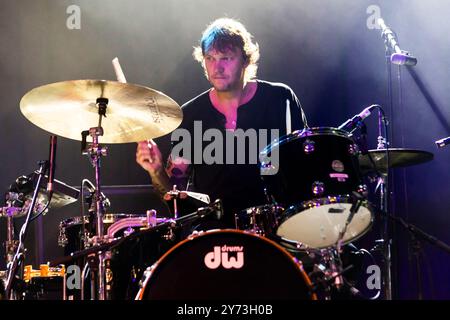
[136,229,316,300]
[260,127,373,248]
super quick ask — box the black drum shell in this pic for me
[137,229,316,300]
[260,127,363,207]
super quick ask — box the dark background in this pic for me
[1,0,449,299]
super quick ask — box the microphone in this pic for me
[338,105,377,132]
[378,18,417,66]
[213,199,224,220]
[435,136,450,148]
[47,135,57,193]
[391,52,417,66]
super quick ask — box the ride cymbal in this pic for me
[20,80,183,143]
[359,148,434,174]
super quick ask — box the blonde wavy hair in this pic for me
[193,18,260,83]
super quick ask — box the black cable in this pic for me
[80,179,96,250]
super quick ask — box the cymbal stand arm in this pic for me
[163,185,188,219]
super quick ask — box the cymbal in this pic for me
[20,80,183,143]
[1,173,79,218]
[359,148,434,174]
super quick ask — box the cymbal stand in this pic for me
[375,106,391,300]
[4,161,47,299]
[81,97,109,300]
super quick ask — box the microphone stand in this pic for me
[4,160,47,299]
[380,208,450,299]
[375,95,393,300]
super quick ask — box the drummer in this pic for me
[136,17,308,228]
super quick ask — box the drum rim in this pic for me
[260,126,354,158]
[136,228,317,300]
[235,204,285,214]
[59,213,148,227]
[277,195,374,249]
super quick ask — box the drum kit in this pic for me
[0,78,435,301]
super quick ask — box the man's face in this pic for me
[204,47,247,92]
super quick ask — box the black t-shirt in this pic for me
[170,80,306,227]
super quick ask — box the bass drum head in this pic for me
[137,229,316,300]
[277,196,373,249]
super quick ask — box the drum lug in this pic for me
[303,139,315,154]
[58,225,68,247]
[312,181,325,197]
[348,143,359,155]
[162,227,176,241]
[356,184,368,197]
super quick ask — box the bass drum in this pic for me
[260,127,373,248]
[136,229,316,300]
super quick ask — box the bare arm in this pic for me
[136,140,191,197]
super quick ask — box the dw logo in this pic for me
[204,245,244,269]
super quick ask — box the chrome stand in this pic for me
[81,97,109,300]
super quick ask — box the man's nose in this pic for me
[214,61,224,73]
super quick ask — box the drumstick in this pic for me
[112,57,127,83]
[112,57,155,161]
[146,139,156,163]
[286,99,292,135]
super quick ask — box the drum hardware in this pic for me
[21,264,66,300]
[23,264,66,281]
[377,16,420,298]
[307,246,363,300]
[435,136,450,148]
[338,105,378,133]
[4,161,48,299]
[335,191,366,249]
[19,79,183,299]
[2,172,79,219]
[105,210,158,239]
[1,168,79,300]
[164,185,188,219]
[377,209,450,300]
[234,204,283,236]
[309,262,355,300]
[260,127,374,249]
[164,187,211,219]
[358,129,435,300]
[48,201,223,299]
[58,212,166,254]
[353,102,435,299]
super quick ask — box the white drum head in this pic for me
[277,198,373,249]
